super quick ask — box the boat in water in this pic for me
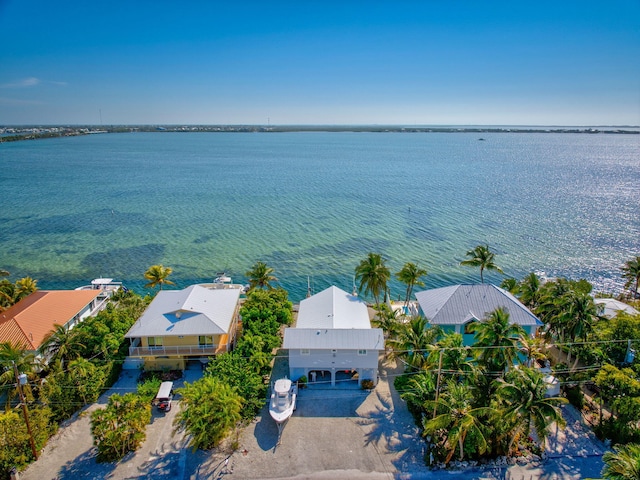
[269,378,298,425]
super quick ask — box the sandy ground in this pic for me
[20,356,608,480]
[21,367,202,480]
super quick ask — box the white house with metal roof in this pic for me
[415,284,543,346]
[124,284,241,370]
[283,286,384,387]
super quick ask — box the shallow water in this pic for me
[1,131,638,301]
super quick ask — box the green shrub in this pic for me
[91,393,151,462]
[137,377,162,403]
[361,379,375,390]
[0,407,54,479]
[175,377,243,450]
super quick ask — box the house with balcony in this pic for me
[283,286,384,387]
[414,284,543,346]
[0,289,104,354]
[124,284,241,371]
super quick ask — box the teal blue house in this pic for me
[414,284,543,346]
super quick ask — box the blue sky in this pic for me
[0,1,638,125]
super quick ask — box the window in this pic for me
[358,349,367,356]
[300,349,310,355]
[148,337,163,348]
[199,335,214,347]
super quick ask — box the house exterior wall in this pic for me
[142,357,185,371]
[139,334,222,348]
[289,348,380,385]
[62,300,97,330]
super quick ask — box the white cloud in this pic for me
[0,77,67,88]
[0,77,40,88]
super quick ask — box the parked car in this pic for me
[155,381,174,412]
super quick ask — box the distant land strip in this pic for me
[1,124,639,142]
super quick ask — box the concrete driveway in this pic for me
[219,355,428,480]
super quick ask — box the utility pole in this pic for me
[432,348,443,419]
[13,362,38,460]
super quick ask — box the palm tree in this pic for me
[371,303,403,340]
[39,323,84,368]
[428,332,474,376]
[0,342,38,405]
[460,244,504,283]
[0,341,36,385]
[355,252,390,305]
[423,381,491,464]
[387,316,440,370]
[562,291,600,343]
[396,262,427,307]
[144,264,175,290]
[14,276,37,301]
[518,333,548,368]
[495,367,567,454]
[500,277,519,294]
[0,281,13,311]
[175,376,243,450]
[245,261,278,290]
[621,256,640,299]
[518,272,542,310]
[469,307,526,375]
[399,370,437,416]
[601,443,640,479]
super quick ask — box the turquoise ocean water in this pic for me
[1,131,638,301]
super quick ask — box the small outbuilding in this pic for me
[284,286,383,387]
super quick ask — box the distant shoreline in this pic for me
[1,124,639,142]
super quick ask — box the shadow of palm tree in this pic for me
[124,439,184,479]
[353,363,429,477]
[57,447,118,479]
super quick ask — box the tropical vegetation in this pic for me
[174,376,243,450]
[355,252,391,305]
[143,264,175,290]
[0,273,38,311]
[90,393,152,462]
[460,244,504,283]
[601,443,640,479]
[396,262,427,307]
[246,261,278,290]
[621,256,640,299]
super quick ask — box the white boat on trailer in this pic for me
[269,378,298,443]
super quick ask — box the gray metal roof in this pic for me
[297,286,371,329]
[594,298,640,319]
[414,284,542,327]
[283,328,384,350]
[125,285,240,338]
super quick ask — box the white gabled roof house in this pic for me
[284,286,383,387]
[124,285,241,370]
[415,284,543,346]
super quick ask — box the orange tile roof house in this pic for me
[0,290,102,351]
